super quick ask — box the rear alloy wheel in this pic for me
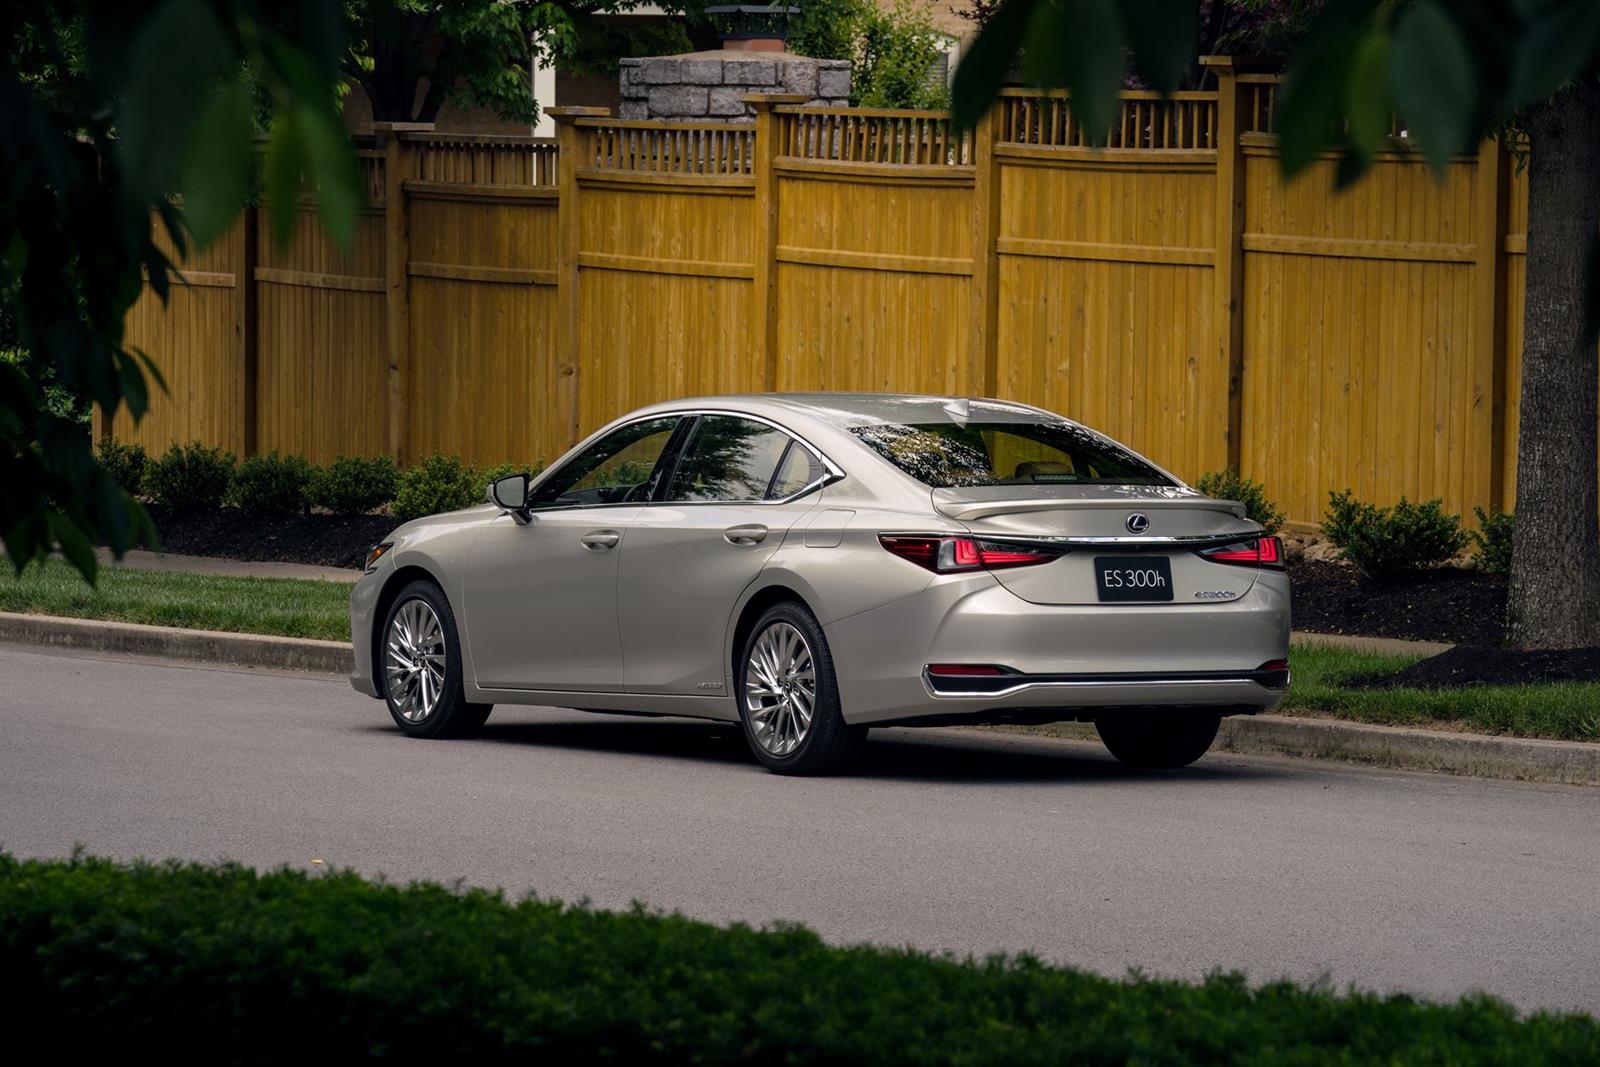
[1095,712,1221,769]
[381,580,491,739]
[738,602,865,775]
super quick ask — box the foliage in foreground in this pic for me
[1194,468,1284,533]
[4,852,1597,1063]
[1323,490,1469,581]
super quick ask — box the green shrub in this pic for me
[1194,468,1285,533]
[852,2,951,110]
[309,454,400,515]
[1323,490,1469,581]
[3,853,1597,1062]
[224,451,313,514]
[95,439,148,496]
[392,453,484,523]
[1471,507,1515,576]
[141,441,236,510]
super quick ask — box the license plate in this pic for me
[1094,556,1174,602]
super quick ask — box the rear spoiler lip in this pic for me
[930,496,1249,522]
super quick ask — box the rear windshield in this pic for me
[850,421,1173,489]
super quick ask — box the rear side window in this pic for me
[664,416,792,502]
[850,421,1172,489]
[768,443,824,499]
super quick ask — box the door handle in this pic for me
[580,530,621,550]
[723,524,769,546]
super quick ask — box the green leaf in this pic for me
[1276,2,1374,176]
[951,0,1041,128]
[1024,0,1125,146]
[50,510,98,585]
[1510,0,1600,107]
[263,113,301,247]
[297,107,363,250]
[1118,0,1197,95]
[116,0,233,203]
[1388,0,1477,173]
[1344,29,1392,161]
[179,77,254,248]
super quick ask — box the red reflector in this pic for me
[1257,659,1289,672]
[1201,536,1284,569]
[927,664,1006,676]
[880,534,1057,573]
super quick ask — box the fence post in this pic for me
[375,122,429,464]
[1202,57,1251,474]
[1474,136,1511,514]
[970,100,1002,399]
[237,207,258,457]
[746,93,808,392]
[549,107,608,450]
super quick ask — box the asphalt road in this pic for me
[4,643,1598,1015]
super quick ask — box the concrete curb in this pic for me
[992,716,1600,787]
[3,612,1595,787]
[0,612,354,676]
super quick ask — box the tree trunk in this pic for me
[1507,82,1600,649]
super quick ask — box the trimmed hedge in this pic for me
[141,441,236,510]
[309,454,400,515]
[225,450,313,513]
[1472,506,1515,576]
[3,854,1597,1063]
[1194,468,1284,534]
[1324,490,1469,581]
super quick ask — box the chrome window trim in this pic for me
[651,408,845,508]
[522,413,686,515]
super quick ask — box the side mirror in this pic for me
[490,472,532,520]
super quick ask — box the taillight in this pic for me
[1200,536,1284,569]
[879,534,1058,573]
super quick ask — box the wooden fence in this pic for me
[109,59,1584,528]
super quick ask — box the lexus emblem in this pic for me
[1125,512,1150,534]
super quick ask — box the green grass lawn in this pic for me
[0,559,350,641]
[1283,643,1600,742]
[4,562,1597,742]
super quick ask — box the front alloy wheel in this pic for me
[736,602,865,775]
[379,580,492,739]
[386,598,446,722]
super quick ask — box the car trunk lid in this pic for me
[930,486,1266,606]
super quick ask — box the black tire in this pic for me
[1095,712,1220,769]
[736,601,866,776]
[379,579,492,739]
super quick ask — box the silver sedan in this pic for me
[350,394,1290,775]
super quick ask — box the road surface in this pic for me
[3,643,1597,1014]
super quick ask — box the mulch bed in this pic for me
[1287,559,1507,646]
[134,506,395,571]
[1353,644,1600,689]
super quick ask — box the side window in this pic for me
[664,416,791,503]
[530,416,680,508]
[767,442,824,499]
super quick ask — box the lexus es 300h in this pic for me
[350,394,1290,775]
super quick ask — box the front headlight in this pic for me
[365,542,394,573]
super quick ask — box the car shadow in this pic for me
[407,713,1291,786]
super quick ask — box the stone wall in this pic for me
[619,51,850,122]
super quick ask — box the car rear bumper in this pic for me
[823,567,1290,726]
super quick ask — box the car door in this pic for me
[461,415,685,692]
[618,414,829,695]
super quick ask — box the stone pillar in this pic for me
[619,51,849,123]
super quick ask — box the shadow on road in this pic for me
[418,714,1289,787]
